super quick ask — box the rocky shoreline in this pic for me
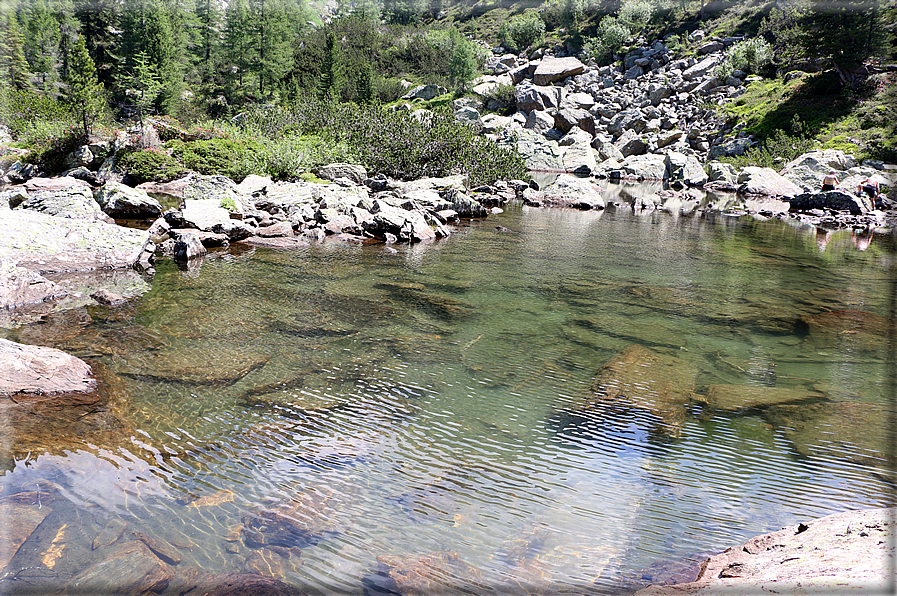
[631,507,895,595]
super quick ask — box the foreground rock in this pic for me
[633,507,895,595]
[0,338,132,458]
[0,209,152,273]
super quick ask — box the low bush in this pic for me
[582,16,629,65]
[170,137,264,182]
[118,148,187,184]
[499,12,545,52]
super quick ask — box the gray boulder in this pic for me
[533,57,585,85]
[181,173,252,215]
[63,145,95,170]
[524,110,555,134]
[665,151,708,186]
[174,232,207,261]
[708,137,754,160]
[444,188,488,218]
[737,167,804,197]
[615,130,648,157]
[593,139,625,162]
[501,129,564,172]
[682,55,720,80]
[313,163,369,185]
[787,190,873,215]
[621,154,668,181]
[402,84,447,100]
[705,161,739,185]
[5,161,41,184]
[785,149,857,173]
[560,129,597,175]
[516,84,562,112]
[526,174,605,210]
[94,181,163,219]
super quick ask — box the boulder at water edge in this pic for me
[0,209,151,273]
[736,167,804,197]
[94,181,163,219]
[787,189,874,215]
[0,259,67,309]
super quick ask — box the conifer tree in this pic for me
[224,0,253,98]
[251,0,293,97]
[54,0,80,83]
[74,0,120,87]
[355,61,373,105]
[22,0,61,93]
[317,31,342,101]
[124,50,163,124]
[4,13,33,91]
[66,34,104,136]
[447,27,477,90]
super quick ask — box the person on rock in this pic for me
[821,171,839,191]
[857,177,880,201]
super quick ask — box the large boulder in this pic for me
[665,151,708,186]
[516,84,562,112]
[0,259,67,309]
[501,129,564,172]
[181,173,253,215]
[94,181,163,219]
[313,163,368,185]
[524,174,604,210]
[707,137,753,160]
[705,161,738,186]
[621,154,668,180]
[15,178,110,222]
[736,166,804,197]
[682,55,720,80]
[787,189,873,214]
[785,149,857,173]
[0,209,151,273]
[402,84,447,100]
[560,129,598,175]
[533,57,585,85]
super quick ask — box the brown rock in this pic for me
[583,344,697,438]
[132,530,181,565]
[0,338,95,397]
[91,288,128,306]
[375,551,486,596]
[256,221,294,238]
[0,501,52,571]
[0,259,67,309]
[242,485,351,548]
[175,572,307,596]
[796,309,892,354]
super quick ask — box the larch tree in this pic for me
[74,0,120,87]
[22,0,61,93]
[66,33,105,136]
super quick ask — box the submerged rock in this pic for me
[795,309,892,354]
[242,485,354,548]
[762,400,892,467]
[579,344,698,438]
[373,551,486,596]
[68,540,174,595]
[695,384,825,412]
[174,572,307,596]
[0,259,67,309]
[0,338,95,397]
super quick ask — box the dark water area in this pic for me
[1,189,895,594]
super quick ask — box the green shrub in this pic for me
[481,83,517,116]
[22,126,87,172]
[499,12,545,52]
[118,148,187,184]
[2,90,77,146]
[727,37,773,75]
[582,16,629,65]
[619,0,654,34]
[171,137,264,182]
[721,115,814,169]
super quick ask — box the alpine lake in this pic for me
[1,180,894,595]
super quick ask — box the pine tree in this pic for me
[317,31,342,101]
[74,0,120,87]
[22,0,61,93]
[4,13,33,91]
[66,34,104,137]
[54,0,80,83]
[224,0,254,97]
[355,60,373,105]
[120,0,185,114]
[251,0,293,97]
[125,50,163,124]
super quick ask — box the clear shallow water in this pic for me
[2,194,895,594]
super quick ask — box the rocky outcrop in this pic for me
[736,167,803,197]
[0,209,152,273]
[523,174,604,209]
[632,508,895,595]
[13,177,111,222]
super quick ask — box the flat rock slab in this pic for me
[533,57,585,85]
[0,209,150,273]
[0,338,95,397]
[374,551,486,596]
[737,167,803,198]
[633,507,895,595]
[69,540,174,595]
[796,309,892,353]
